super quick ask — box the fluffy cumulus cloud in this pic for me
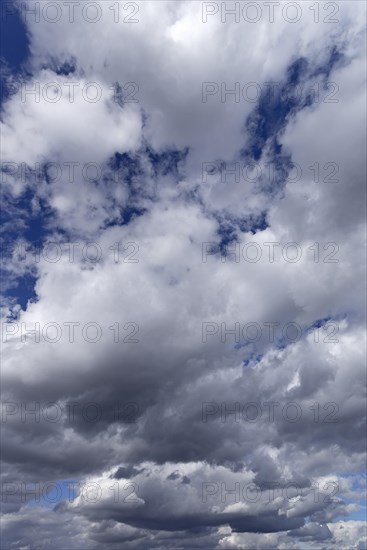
[1,0,366,548]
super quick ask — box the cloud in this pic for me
[1,1,366,548]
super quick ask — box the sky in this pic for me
[0,1,366,549]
